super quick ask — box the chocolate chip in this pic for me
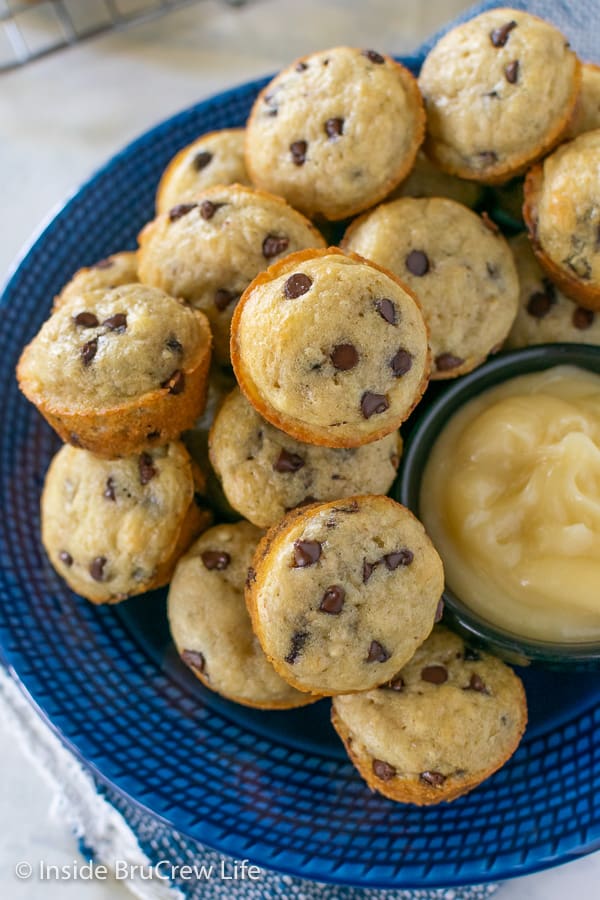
[573,307,595,329]
[386,675,404,692]
[89,556,107,581]
[391,349,413,377]
[93,258,114,270]
[290,140,308,166]
[464,646,481,661]
[435,353,464,372]
[139,452,157,485]
[296,61,308,72]
[406,249,429,276]
[263,234,289,259]
[331,343,359,371]
[487,262,499,279]
[478,151,499,166]
[201,550,231,571]
[367,641,390,663]
[363,49,385,64]
[363,559,378,582]
[390,454,400,469]
[319,585,345,614]
[284,273,312,298]
[59,550,73,567]
[526,290,554,318]
[490,20,517,47]
[182,649,206,672]
[193,151,213,171]
[505,59,519,83]
[285,630,308,664]
[246,567,256,587]
[435,598,444,623]
[104,477,116,501]
[375,298,397,325]
[372,759,396,780]
[361,392,389,419]
[214,289,237,311]
[293,540,322,567]
[169,203,197,222]
[422,664,448,684]
[166,336,183,353]
[74,312,99,328]
[420,770,446,787]
[465,672,488,693]
[102,313,127,332]
[81,338,98,366]
[200,200,222,220]
[69,433,82,447]
[481,212,500,235]
[384,549,414,569]
[162,370,185,394]
[325,117,344,138]
[273,448,305,472]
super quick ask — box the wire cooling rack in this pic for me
[1,0,246,72]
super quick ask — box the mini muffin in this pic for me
[524,130,600,310]
[54,251,138,309]
[17,284,212,457]
[246,496,444,696]
[42,442,212,604]
[168,522,316,709]
[388,151,484,208]
[332,626,527,804]
[155,128,250,214]
[567,63,600,138]
[209,387,402,527]
[231,248,430,448]
[245,46,425,220]
[506,234,600,348]
[419,9,581,183]
[138,183,324,363]
[343,198,519,378]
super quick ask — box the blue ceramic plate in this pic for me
[2,60,600,890]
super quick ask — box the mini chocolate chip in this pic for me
[363,49,385,64]
[290,140,308,166]
[293,540,322,567]
[102,313,127,332]
[59,550,73,567]
[384,549,414,570]
[162,370,185,394]
[319,585,345,614]
[490,20,517,47]
[422,664,448,684]
[363,559,377,583]
[464,646,481,661]
[331,343,359,370]
[386,675,404,692]
[435,353,464,372]
[372,759,396,780]
[367,640,390,663]
[169,203,197,222]
[94,258,114,270]
[200,200,222,220]
[74,312,99,328]
[201,550,231,571]
[69,433,82,447]
[391,349,413,377]
[465,672,488,693]
[104,477,116,501]
[435,598,445,623]
[487,262,499,279]
[89,556,107,581]
[478,151,499,166]
[505,59,519,83]
[166,336,183,353]
[390,454,400,469]
[139,452,157,485]
[214,289,237,311]
[420,770,446,787]
[481,211,500,234]
[573,307,595,329]
[285,630,308,664]
[375,298,397,325]
[333,501,359,513]
[361,391,389,419]
[325,117,344,138]
[263,234,289,259]
[246,566,256,587]
[274,448,305,472]
[182,649,206,672]
[406,249,429,276]
[527,290,554,318]
[284,273,312,298]
[193,151,212,171]
[296,61,308,71]
[81,338,98,367]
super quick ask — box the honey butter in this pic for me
[420,365,600,642]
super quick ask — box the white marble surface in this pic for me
[2,1,600,897]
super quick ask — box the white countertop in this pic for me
[2,1,600,897]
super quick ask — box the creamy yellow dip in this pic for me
[420,366,600,642]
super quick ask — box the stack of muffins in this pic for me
[16,7,600,805]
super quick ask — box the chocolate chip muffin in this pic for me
[231,248,430,448]
[168,521,316,709]
[246,495,444,696]
[388,151,484,208]
[42,442,212,604]
[568,63,600,138]
[332,626,527,804]
[17,284,212,457]
[419,9,580,183]
[524,129,600,310]
[54,251,138,310]
[138,183,324,363]
[343,198,519,378]
[506,234,600,348]
[209,387,402,527]
[245,46,425,220]
[156,128,251,214]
